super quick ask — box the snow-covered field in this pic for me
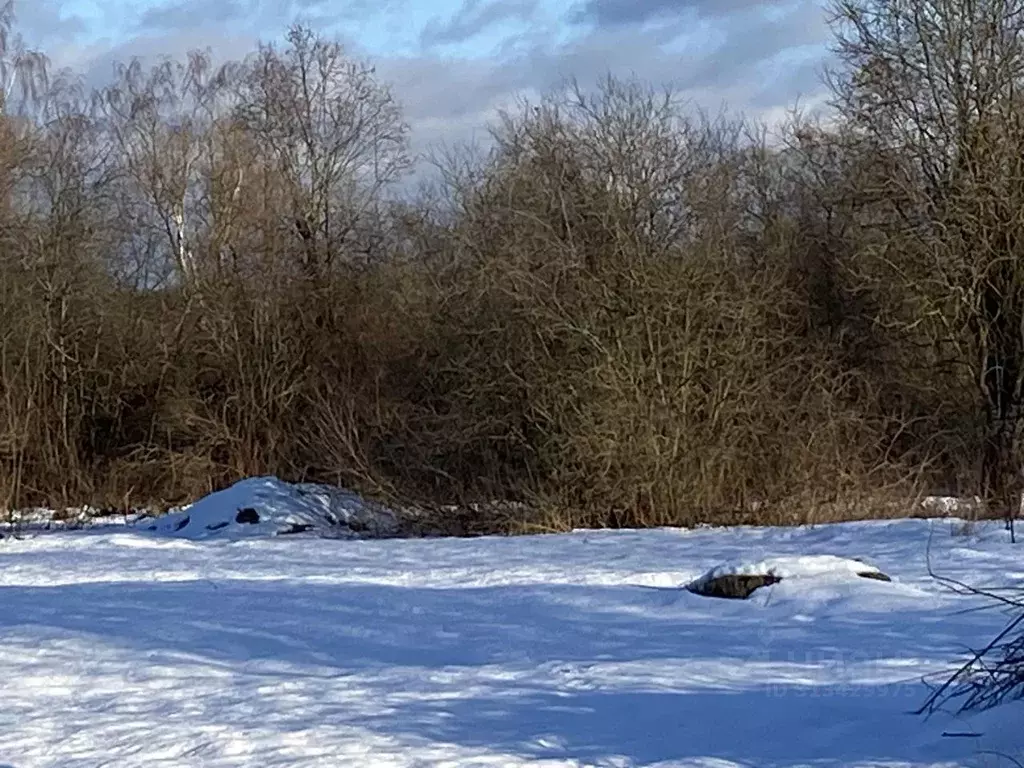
[2,511,1023,767]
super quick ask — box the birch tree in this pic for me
[101,51,227,288]
[232,25,410,276]
[0,0,46,116]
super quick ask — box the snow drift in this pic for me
[686,554,891,598]
[140,476,400,540]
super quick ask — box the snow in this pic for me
[138,476,400,540]
[0,505,145,533]
[1,516,1023,766]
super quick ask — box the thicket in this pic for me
[1,0,1022,533]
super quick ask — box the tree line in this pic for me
[1,0,1023,534]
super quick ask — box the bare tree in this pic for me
[231,25,410,276]
[101,51,228,288]
[826,0,1024,528]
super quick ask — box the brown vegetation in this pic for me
[1,0,1022,533]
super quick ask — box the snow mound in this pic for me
[139,476,400,540]
[687,554,890,598]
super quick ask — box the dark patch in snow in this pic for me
[206,521,230,531]
[688,573,782,599]
[346,518,369,533]
[280,523,314,535]
[173,516,190,532]
[857,571,892,582]
[235,508,260,525]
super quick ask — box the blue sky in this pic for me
[16,0,834,154]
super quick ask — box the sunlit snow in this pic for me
[1,512,1022,766]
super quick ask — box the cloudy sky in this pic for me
[15,0,835,156]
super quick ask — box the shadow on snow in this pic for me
[0,575,986,766]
